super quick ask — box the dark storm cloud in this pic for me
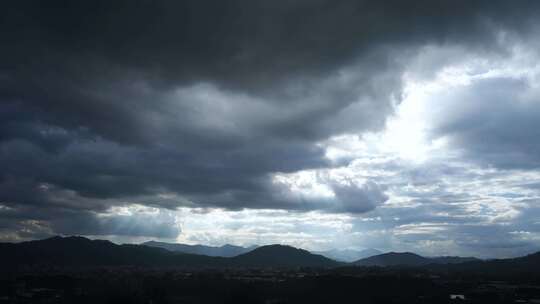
[51,210,180,239]
[2,0,540,238]
[0,205,180,241]
[429,77,540,169]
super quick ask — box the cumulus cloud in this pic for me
[271,171,388,213]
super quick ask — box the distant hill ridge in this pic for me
[353,251,480,267]
[424,251,540,275]
[143,240,257,257]
[145,241,382,262]
[314,248,382,262]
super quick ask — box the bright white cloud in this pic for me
[245,42,540,257]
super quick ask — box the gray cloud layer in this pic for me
[1,0,540,241]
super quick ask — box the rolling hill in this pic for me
[353,252,480,267]
[232,244,341,268]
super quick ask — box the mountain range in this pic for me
[1,236,539,276]
[144,240,381,262]
[143,240,257,257]
[0,236,338,269]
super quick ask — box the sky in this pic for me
[1,0,540,258]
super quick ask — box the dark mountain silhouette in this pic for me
[0,236,226,269]
[2,236,538,275]
[315,248,382,262]
[0,236,339,269]
[427,251,540,275]
[231,244,340,268]
[142,240,256,257]
[353,252,480,267]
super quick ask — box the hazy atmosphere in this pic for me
[2,0,540,258]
